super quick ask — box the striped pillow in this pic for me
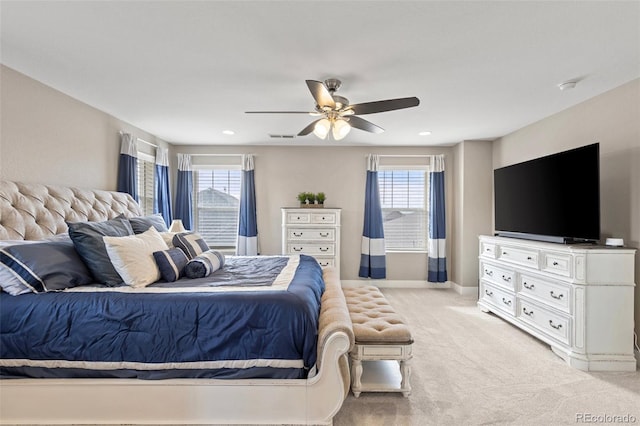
[153,248,189,282]
[172,232,209,259]
[0,240,94,295]
[184,250,225,279]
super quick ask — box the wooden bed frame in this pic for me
[0,181,355,425]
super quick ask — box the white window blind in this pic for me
[193,169,241,248]
[137,154,155,216]
[378,168,429,251]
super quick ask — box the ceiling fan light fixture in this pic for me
[332,118,351,141]
[313,118,331,139]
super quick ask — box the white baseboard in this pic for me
[341,280,479,297]
[341,279,451,289]
[452,282,479,297]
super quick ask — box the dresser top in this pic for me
[480,235,636,254]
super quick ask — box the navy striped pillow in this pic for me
[184,250,225,279]
[153,248,189,282]
[172,232,209,259]
[0,240,94,296]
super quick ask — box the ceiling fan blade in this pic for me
[298,119,322,136]
[306,80,336,109]
[349,97,420,115]
[348,116,384,134]
[245,111,314,114]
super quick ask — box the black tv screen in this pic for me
[494,143,600,243]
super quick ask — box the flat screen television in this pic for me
[494,143,600,244]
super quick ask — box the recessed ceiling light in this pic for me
[418,131,432,136]
[222,130,235,135]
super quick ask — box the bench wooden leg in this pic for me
[351,357,363,398]
[400,359,411,397]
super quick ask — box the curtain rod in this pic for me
[367,154,439,158]
[137,138,158,148]
[176,153,253,157]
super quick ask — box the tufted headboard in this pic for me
[0,181,143,241]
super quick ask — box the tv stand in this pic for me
[478,235,636,371]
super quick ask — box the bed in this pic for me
[0,180,354,425]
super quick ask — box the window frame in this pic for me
[378,164,430,254]
[136,151,156,216]
[192,164,242,250]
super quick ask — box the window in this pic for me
[137,152,155,216]
[378,168,429,251]
[193,168,241,248]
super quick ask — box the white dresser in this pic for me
[282,208,341,275]
[478,235,636,371]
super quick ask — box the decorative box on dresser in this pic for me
[478,235,636,372]
[282,208,341,275]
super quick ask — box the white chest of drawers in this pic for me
[478,235,636,371]
[282,208,341,275]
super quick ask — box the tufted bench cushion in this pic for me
[343,285,413,345]
[343,285,413,397]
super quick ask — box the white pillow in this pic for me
[159,231,177,248]
[103,226,169,287]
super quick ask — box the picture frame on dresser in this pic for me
[477,235,636,372]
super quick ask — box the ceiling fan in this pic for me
[245,79,420,140]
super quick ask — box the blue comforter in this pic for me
[0,255,324,379]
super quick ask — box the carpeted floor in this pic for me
[332,288,640,426]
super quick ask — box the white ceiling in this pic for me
[1,1,639,146]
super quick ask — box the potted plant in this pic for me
[306,192,316,206]
[316,192,326,206]
[297,192,309,207]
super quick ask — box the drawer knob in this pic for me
[523,282,535,290]
[484,269,493,276]
[552,261,559,266]
[293,232,303,237]
[527,256,533,260]
[319,247,329,252]
[502,251,507,255]
[502,275,512,282]
[523,307,534,317]
[549,291,564,300]
[320,232,329,237]
[485,289,493,296]
[502,298,512,306]
[293,247,303,252]
[549,320,563,330]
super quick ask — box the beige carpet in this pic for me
[332,288,640,426]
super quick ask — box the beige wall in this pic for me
[0,65,168,189]
[171,145,455,281]
[452,140,493,288]
[493,78,640,335]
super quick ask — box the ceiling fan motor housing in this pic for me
[324,78,342,92]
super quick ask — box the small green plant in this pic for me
[316,192,326,204]
[305,192,316,204]
[297,192,308,204]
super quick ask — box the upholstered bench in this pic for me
[342,285,413,397]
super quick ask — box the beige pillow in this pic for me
[159,231,177,248]
[103,226,169,287]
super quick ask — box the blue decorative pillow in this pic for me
[67,215,134,286]
[0,240,94,295]
[153,248,189,282]
[173,232,209,259]
[129,214,169,234]
[184,249,225,279]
